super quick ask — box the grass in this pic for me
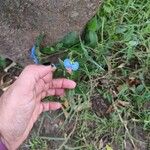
[1,0,150,149]
[29,0,150,149]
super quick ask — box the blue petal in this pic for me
[71,62,79,71]
[30,45,39,64]
[31,46,36,57]
[64,59,72,69]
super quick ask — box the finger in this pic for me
[41,102,62,111]
[46,89,65,96]
[50,78,76,89]
[37,89,65,101]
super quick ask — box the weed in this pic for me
[30,0,150,149]
[28,136,47,150]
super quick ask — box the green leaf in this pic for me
[40,32,79,55]
[115,26,127,34]
[89,31,98,45]
[0,57,6,69]
[85,31,98,47]
[42,42,64,54]
[128,40,138,47]
[127,47,133,59]
[87,16,98,32]
[55,43,64,50]
[104,5,112,13]
[136,84,144,93]
[41,47,55,54]
[61,32,79,47]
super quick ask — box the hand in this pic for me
[0,65,76,150]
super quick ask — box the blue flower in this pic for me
[64,59,79,71]
[30,45,39,64]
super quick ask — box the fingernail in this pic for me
[51,63,56,68]
[53,103,62,110]
[71,81,77,88]
[51,64,57,71]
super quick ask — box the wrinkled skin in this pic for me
[0,65,76,150]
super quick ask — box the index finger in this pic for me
[50,78,76,89]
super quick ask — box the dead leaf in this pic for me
[62,99,69,108]
[127,77,140,86]
[76,101,91,112]
[106,144,113,150]
[106,105,114,114]
[117,100,130,107]
[117,63,125,68]
[99,138,104,149]
[61,106,69,118]
[106,100,130,114]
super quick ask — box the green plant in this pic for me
[28,137,47,150]
[27,0,150,149]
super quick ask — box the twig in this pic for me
[37,115,45,136]
[58,115,78,150]
[112,99,137,149]
[4,62,16,72]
